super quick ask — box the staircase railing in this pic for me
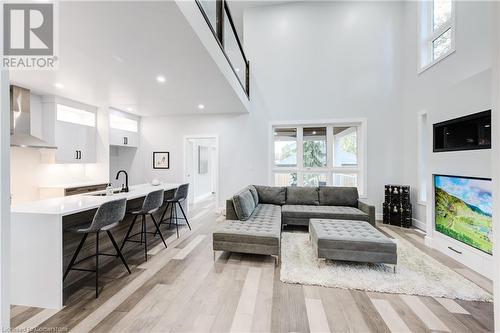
[195,0,250,98]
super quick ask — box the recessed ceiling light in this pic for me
[156,75,166,83]
[235,68,240,72]
[312,131,317,135]
[54,83,64,89]
[198,104,205,110]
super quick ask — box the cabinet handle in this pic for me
[79,151,82,160]
[124,137,128,145]
[76,150,79,159]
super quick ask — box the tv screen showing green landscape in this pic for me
[434,175,492,255]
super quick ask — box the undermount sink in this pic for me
[87,189,129,196]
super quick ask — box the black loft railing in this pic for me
[195,0,250,98]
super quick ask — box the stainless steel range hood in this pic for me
[10,85,57,149]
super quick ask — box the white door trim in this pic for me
[0,11,11,326]
[182,135,219,206]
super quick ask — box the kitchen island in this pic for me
[11,183,182,309]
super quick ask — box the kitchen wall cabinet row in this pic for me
[42,96,97,163]
[109,110,140,148]
[39,97,140,164]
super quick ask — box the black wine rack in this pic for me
[383,185,412,228]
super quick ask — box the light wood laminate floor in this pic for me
[11,197,494,332]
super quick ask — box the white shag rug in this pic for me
[280,229,492,302]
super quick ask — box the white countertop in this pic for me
[11,183,181,216]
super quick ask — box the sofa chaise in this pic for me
[212,185,376,263]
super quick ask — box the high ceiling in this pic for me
[227,0,302,41]
[9,1,248,116]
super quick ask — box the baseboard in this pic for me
[411,218,426,231]
[376,214,426,232]
[193,193,213,204]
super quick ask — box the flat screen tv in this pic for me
[434,175,492,255]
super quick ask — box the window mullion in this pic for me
[297,127,304,186]
[327,125,334,185]
[273,122,364,188]
[429,21,451,42]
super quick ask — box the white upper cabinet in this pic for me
[109,110,140,148]
[42,97,97,164]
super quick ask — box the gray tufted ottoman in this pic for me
[309,219,397,272]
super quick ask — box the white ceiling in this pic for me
[227,0,302,42]
[10,1,247,116]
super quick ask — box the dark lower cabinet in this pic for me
[61,188,176,304]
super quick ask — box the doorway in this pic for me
[183,135,219,206]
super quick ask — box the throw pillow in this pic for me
[232,189,256,220]
[285,186,319,205]
[253,185,286,205]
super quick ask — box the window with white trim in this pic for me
[56,104,95,127]
[271,122,366,195]
[419,0,455,71]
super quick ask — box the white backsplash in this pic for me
[11,147,100,205]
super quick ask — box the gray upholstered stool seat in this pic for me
[309,219,397,268]
[120,189,168,262]
[158,183,191,238]
[63,198,131,298]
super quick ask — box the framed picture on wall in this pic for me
[153,152,170,169]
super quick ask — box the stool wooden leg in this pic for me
[95,231,100,298]
[178,203,191,230]
[63,233,88,281]
[107,230,131,274]
[150,214,167,249]
[155,203,170,236]
[168,203,174,229]
[142,215,148,261]
[140,218,144,244]
[120,214,138,254]
[174,203,179,238]
[159,202,170,224]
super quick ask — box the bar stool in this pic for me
[119,189,167,261]
[158,183,191,238]
[63,198,130,298]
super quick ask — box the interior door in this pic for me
[210,146,216,194]
[185,140,195,205]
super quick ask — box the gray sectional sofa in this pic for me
[212,185,376,263]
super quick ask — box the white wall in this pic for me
[139,109,269,207]
[140,1,406,211]
[491,2,500,328]
[401,1,496,227]
[245,1,406,210]
[401,1,497,277]
[0,20,10,327]
[109,146,139,188]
